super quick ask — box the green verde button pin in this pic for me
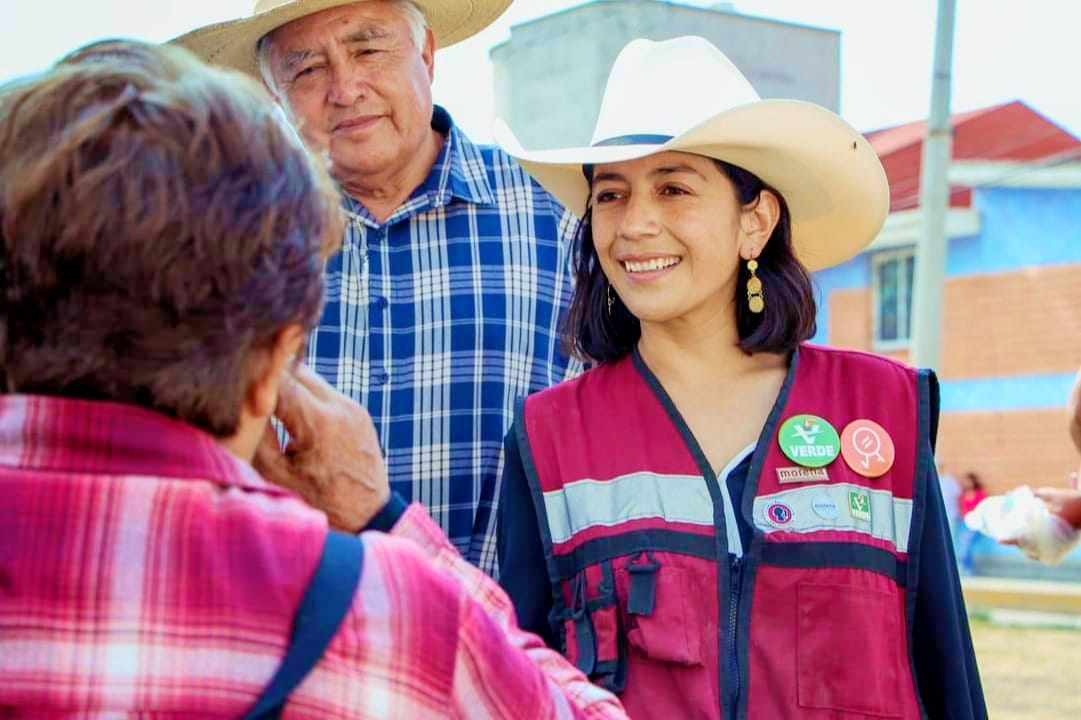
[778,414,841,468]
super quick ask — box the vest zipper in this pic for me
[727,557,743,717]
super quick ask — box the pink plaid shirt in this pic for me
[0,395,626,719]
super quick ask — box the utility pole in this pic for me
[910,0,957,369]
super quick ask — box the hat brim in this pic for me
[496,99,889,272]
[173,0,513,77]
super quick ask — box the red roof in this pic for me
[864,100,1081,212]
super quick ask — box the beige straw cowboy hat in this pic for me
[495,36,890,272]
[173,0,512,77]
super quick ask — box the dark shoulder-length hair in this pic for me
[563,159,817,364]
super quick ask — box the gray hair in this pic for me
[257,0,428,95]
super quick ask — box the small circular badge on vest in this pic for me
[811,493,840,521]
[778,414,841,468]
[840,419,896,478]
[766,502,794,526]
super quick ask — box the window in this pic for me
[871,249,915,348]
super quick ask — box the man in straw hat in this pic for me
[176,1,580,575]
[0,38,628,718]
[495,36,986,719]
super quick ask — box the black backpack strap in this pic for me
[243,530,365,720]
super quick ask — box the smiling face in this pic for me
[590,150,776,331]
[264,1,435,186]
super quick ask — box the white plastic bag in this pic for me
[963,486,1080,565]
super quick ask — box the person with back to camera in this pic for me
[0,39,627,719]
[495,36,987,719]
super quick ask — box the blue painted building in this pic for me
[810,102,1081,572]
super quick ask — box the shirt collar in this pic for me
[341,105,495,226]
[0,394,282,495]
[432,105,496,207]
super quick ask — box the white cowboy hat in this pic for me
[173,0,512,78]
[495,36,889,271]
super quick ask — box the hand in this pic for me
[1034,486,1081,532]
[255,364,390,533]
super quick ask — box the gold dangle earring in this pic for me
[607,283,615,317]
[746,259,765,314]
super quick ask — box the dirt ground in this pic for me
[971,619,1081,719]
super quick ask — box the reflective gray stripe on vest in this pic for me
[543,470,743,555]
[752,483,913,553]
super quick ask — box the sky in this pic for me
[1,0,1078,142]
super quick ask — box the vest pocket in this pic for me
[618,559,704,666]
[796,583,906,717]
[559,562,628,692]
[561,572,597,676]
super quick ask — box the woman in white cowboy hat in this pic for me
[496,36,986,719]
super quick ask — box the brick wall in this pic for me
[825,263,1081,492]
[937,409,1078,494]
[827,286,871,350]
[937,263,1081,379]
[827,262,1081,379]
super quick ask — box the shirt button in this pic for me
[371,369,390,385]
[372,295,389,310]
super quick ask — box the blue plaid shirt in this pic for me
[309,107,580,574]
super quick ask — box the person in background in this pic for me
[175,0,579,574]
[939,461,963,538]
[0,39,626,718]
[957,471,989,574]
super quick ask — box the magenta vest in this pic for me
[515,344,933,719]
